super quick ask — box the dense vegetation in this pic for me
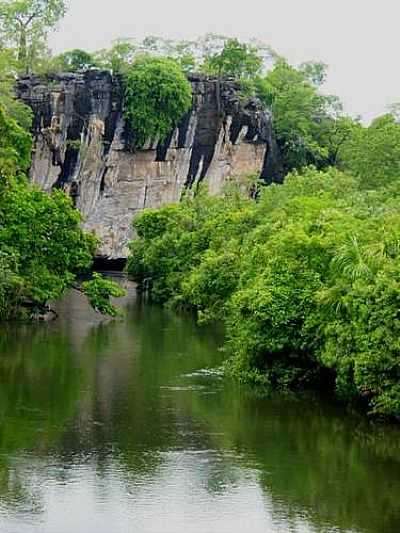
[0,0,66,73]
[127,109,400,418]
[1,1,400,420]
[0,1,124,320]
[122,57,192,149]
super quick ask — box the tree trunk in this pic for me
[17,28,28,74]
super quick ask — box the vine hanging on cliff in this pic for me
[122,56,192,149]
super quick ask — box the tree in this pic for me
[0,0,67,73]
[0,102,31,176]
[82,272,125,317]
[94,39,137,74]
[202,38,263,79]
[0,48,33,128]
[340,114,400,188]
[320,115,360,167]
[299,61,328,86]
[50,48,97,72]
[123,56,192,149]
[255,61,344,172]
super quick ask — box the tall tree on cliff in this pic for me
[202,38,263,79]
[0,0,66,73]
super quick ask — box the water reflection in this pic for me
[0,282,399,533]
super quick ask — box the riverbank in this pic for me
[127,167,400,420]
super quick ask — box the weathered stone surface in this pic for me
[17,70,282,259]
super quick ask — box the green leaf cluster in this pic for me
[201,38,263,79]
[0,103,31,175]
[122,56,192,149]
[340,114,400,188]
[250,60,354,173]
[0,0,67,73]
[82,272,125,317]
[40,48,98,74]
[0,47,33,130]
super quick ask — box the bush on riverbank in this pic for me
[0,103,123,320]
[127,165,400,419]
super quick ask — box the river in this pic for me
[0,279,399,533]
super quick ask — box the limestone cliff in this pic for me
[17,70,282,259]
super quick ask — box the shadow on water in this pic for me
[0,279,399,533]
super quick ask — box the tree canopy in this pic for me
[50,48,97,72]
[0,0,67,73]
[252,60,350,173]
[201,38,263,79]
[123,56,192,149]
[340,114,400,188]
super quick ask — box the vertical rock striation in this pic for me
[17,70,282,259]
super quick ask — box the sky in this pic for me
[50,0,400,123]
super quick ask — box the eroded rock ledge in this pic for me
[17,70,282,259]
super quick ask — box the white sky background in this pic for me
[49,0,400,123]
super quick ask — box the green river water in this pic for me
[0,278,399,533]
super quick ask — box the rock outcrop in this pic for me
[17,70,282,259]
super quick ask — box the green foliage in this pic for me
[0,103,123,319]
[82,272,125,317]
[180,249,240,324]
[0,0,67,73]
[254,61,351,173]
[127,189,256,309]
[0,48,33,130]
[340,114,400,188]
[0,177,96,318]
[299,60,328,86]
[47,49,97,73]
[93,34,277,76]
[94,39,137,74]
[0,249,24,320]
[201,38,263,79]
[127,162,400,419]
[123,56,192,148]
[0,103,32,175]
[65,139,82,150]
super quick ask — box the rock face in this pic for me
[17,70,282,259]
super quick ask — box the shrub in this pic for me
[123,56,192,148]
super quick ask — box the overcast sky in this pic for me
[50,0,399,123]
